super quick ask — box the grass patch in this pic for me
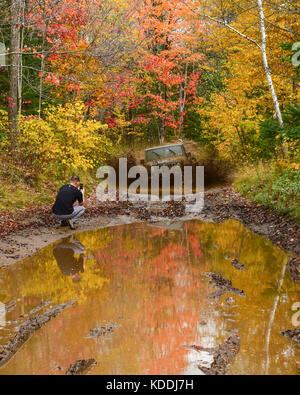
[0,155,99,213]
[234,162,300,223]
[0,179,55,212]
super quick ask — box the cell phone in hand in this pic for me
[80,183,84,190]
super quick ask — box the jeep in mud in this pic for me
[141,143,195,169]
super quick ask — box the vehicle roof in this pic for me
[145,144,183,152]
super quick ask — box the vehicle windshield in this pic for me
[146,145,185,161]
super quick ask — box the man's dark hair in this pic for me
[70,175,80,183]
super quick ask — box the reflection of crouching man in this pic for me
[53,236,85,283]
[52,175,85,230]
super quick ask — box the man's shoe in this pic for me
[60,220,69,227]
[68,219,76,230]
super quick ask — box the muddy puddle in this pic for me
[0,219,299,375]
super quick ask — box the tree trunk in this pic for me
[8,0,21,152]
[257,0,283,127]
[179,62,188,134]
[160,118,166,143]
[17,0,24,116]
[201,2,284,129]
[38,30,47,118]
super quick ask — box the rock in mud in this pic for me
[205,272,245,299]
[225,297,236,305]
[0,301,74,368]
[231,258,245,271]
[287,257,300,284]
[198,333,241,375]
[87,323,120,338]
[65,359,97,375]
[281,329,300,346]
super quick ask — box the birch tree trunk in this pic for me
[257,0,283,127]
[197,1,284,128]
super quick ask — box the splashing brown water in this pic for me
[0,219,298,375]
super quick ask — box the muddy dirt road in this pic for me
[0,187,299,268]
[0,187,299,375]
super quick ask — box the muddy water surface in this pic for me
[0,219,299,375]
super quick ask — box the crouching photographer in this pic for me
[52,175,86,230]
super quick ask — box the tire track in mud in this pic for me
[0,301,74,368]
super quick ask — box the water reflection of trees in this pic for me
[91,220,296,375]
[1,230,113,305]
[1,219,297,375]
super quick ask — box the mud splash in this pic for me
[0,219,299,375]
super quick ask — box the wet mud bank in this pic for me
[281,329,300,347]
[0,187,299,270]
[287,258,300,284]
[201,188,299,257]
[0,198,186,267]
[201,188,300,284]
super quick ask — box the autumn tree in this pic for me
[136,0,207,142]
[181,0,299,158]
[184,0,299,125]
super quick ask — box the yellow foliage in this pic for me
[192,0,299,159]
[107,107,132,143]
[0,109,8,146]
[18,102,111,178]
